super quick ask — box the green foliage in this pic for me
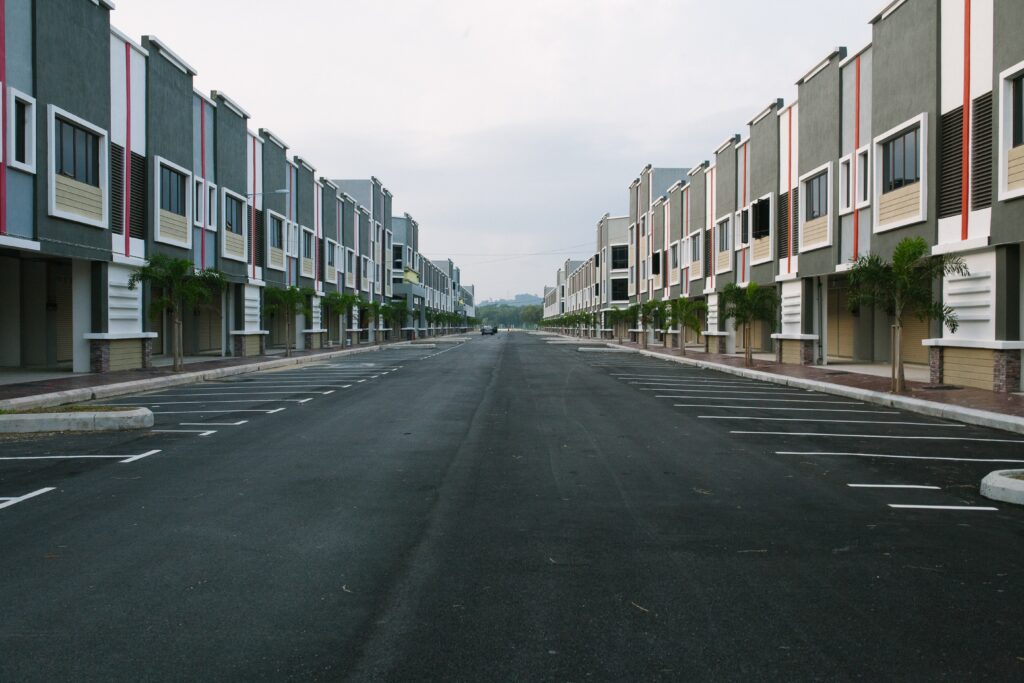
[670,297,708,355]
[263,286,313,357]
[478,303,544,328]
[847,236,968,391]
[721,282,777,328]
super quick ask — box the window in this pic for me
[347,250,355,272]
[805,171,828,220]
[327,242,336,266]
[269,215,283,248]
[839,158,852,212]
[193,180,203,224]
[628,225,634,245]
[611,245,628,269]
[1013,74,1023,148]
[717,219,730,251]
[751,198,770,239]
[640,261,646,279]
[56,117,100,186]
[640,215,646,236]
[393,244,403,269]
[160,165,186,216]
[302,231,313,258]
[882,127,920,193]
[8,90,35,173]
[224,194,244,234]
[594,283,600,298]
[857,149,869,204]
[740,209,749,244]
[670,244,679,269]
[611,278,628,301]
[651,251,661,275]
[691,232,702,261]
[594,252,600,269]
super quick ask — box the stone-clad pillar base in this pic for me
[993,349,1021,393]
[929,347,943,385]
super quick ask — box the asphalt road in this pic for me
[1,332,1023,681]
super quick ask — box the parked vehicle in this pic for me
[481,326,497,335]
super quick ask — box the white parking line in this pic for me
[848,484,941,489]
[298,398,313,404]
[667,397,864,404]
[675,405,900,413]
[148,390,333,397]
[888,504,998,511]
[639,387,809,395]
[0,450,161,464]
[180,421,248,426]
[0,487,56,511]
[700,416,960,427]
[775,451,1024,463]
[149,408,286,415]
[152,429,216,437]
[737,431,1024,443]
[106,399,313,405]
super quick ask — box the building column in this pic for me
[72,259,93,373]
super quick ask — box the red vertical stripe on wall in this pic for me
[961,0,972,241]
[124,43,131,256]
[853,55,861,260]
[0,0,7,235]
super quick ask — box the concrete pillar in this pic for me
[0,256,20,366]
[72,259,92,373]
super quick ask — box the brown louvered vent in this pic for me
[129,153,146,240]
[791,187,799,250]
[110,143,125,234]
[938,106,964,218]
[704,227,712,270]
[972,92,993,210]
[777,191,788,257]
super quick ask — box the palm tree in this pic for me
[381,299,408,339]
[847,236,968,392]
[424,309,436,335]
[670,297,708,357]
[127,253,225,372]
[363,300,382,343]
[721,281,778,368]
[639,300,661,349]
[321,291,345,345]
[263,286,313,358]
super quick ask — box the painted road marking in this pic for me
[639,387,810,395]
[180,421,248,426]
[152,429,216,437]
[148,390,334,397]
[0,487,56,511]
[700,416,961,427]
[775,451,1024,464]
[675,405,900,413]
[665,397,864,404]
[737,431,1024,444]
[848,484,941,489]
[888,504,998,511]
[0,450,161,464]
[149,409,286,415]
[105,399,313,405]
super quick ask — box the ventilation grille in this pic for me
[254,209,265,268]
[110,143,124,234]
[776,189,798,258]
[938,106,964,219]
[972,92,993,210]
[129,153,146,240]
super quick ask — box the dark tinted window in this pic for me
[611,245,628,269]
[882,127,920,193]
[56,118,100,187]
[159,166,186,216]
[611,278,628,301]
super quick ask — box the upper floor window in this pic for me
[56,117,99,187]
[269,215,283,248]
[594,252,600,269]
[751,198,770,239]
[691,232,702,261]
[160,165,186,216]
[805,171,828,220]
[882,127,919,193]
[739,209,749,244]
[611,278,628,301]
[1013,74,1023,148]
[224,194,244,235]
[302,231,313,258]
[717,218,731,251]
[10,91,35,173]
[327,243,336,266]
[611,245,628,269]
[651,251,661,275]
[669,244,679,270]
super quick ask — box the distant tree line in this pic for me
[477,303,543,328]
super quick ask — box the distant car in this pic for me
[481,325,497,335]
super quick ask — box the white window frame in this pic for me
[716,216,731,253]
[734,208,750,250]
[997,59,1024,202]
[326,237,339,268]
[301,226,315,260]
[872,112,928,232]
[749,192,774,266]
[192,179,218,231]
[669,242,679,270]
[798,160,833,251]
[838,154,853,215]
[47,104,109,229]
[153,155,193,249]
[688,228,702,281]
[7,87,36,174]
[219,187,249,262]
[855,145,871,209]
[346,248,355,273]
[284,222,299,258]
[265,209,287,272]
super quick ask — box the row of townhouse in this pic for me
[0,0,472,375]
[546,0,1024,393]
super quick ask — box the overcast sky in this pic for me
[112,0,875,301]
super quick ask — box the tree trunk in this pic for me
[641,324,648,349]
[744,323,752,368]
[285,311,293,358]
[894,321,905,393]
[173,309,184,372]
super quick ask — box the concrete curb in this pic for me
[980,470,1024,505]
[0,344,384,413]
[552,334,1024,435]
[0,407,153,433]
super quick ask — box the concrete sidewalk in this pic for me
[549,333,1024,435]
